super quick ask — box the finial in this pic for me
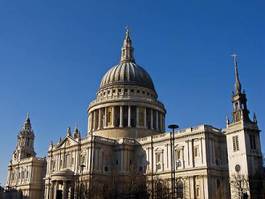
[26,112,30,120]
[74,121,79,129]
[74,127,80,139]
[23,112,31,130]
[231,53,242,95]
[120,26,135,63]
[25,112,31,123]
[226,115,230,125]
[253,113,257,123]
[74,126,79,133]
[66,127,71,136]
[125,25,129,34]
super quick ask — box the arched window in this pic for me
[176,179,184,199]
[156,181,163,199]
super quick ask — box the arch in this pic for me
[176,178,184,199]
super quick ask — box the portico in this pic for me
[48,169,74,199]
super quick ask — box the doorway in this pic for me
[56,190,62,199]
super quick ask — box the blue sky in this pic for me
[0,0,264,184]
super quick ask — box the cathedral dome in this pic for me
[88,29,166,139]
[99,62,155,91]
[98,29,156,94]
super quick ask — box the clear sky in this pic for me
[0,0,264,184]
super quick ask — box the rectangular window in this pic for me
[194,145,199,157]
[176,149,181,160]
[232,136,239,151]
[249,134,256,150]
[155,152,163,171]
[156,153,161,163]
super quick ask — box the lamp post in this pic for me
[168,124,179,199]
[79,164,85,199]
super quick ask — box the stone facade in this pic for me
[5,30,265,199]
[5,115,46,199]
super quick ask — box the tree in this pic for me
[230,174,249,199]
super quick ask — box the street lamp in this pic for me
[168,124,179,199]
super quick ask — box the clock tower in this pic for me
[225,55,263,199]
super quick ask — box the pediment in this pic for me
[56,136,78,149]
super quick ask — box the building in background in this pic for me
[5,30,265,199]
[5,114,46,199]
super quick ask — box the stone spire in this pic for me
[120,27,135,63]
[232,54,242,95]
[229,55,252,123]
[23,112,32,131]
[13,113,36,160]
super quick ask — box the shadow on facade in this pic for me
[0,187,26,199]
[83,140,182,199]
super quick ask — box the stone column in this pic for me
[136,107,139,128]
[191,139,195,167]
[94,109,99,130]
[88,113,92,133]
[144,107,147,128]
[128,106,131,127]
[111,106,115,127]
[121,151,124,172]
[49,181,54,199]
[98,108,101,129]
[92,111,96,131]
[104,108,107,128]
[119,106,123,127]
[62,181,67,199]
[53,181,58,199]
[161,113,165,131]
[150,109,153,130]
[156,111,159,130]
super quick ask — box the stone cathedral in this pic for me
[4,30,265,199]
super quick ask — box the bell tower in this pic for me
[225,55,263,199]
[12,113,36,161]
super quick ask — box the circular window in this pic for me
[235,164,241,172]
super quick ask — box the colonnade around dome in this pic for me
[88,105,165,136]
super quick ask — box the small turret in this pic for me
[73,127,81,140]
[66,127,71,137]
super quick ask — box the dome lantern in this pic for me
[120,27,135,64]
